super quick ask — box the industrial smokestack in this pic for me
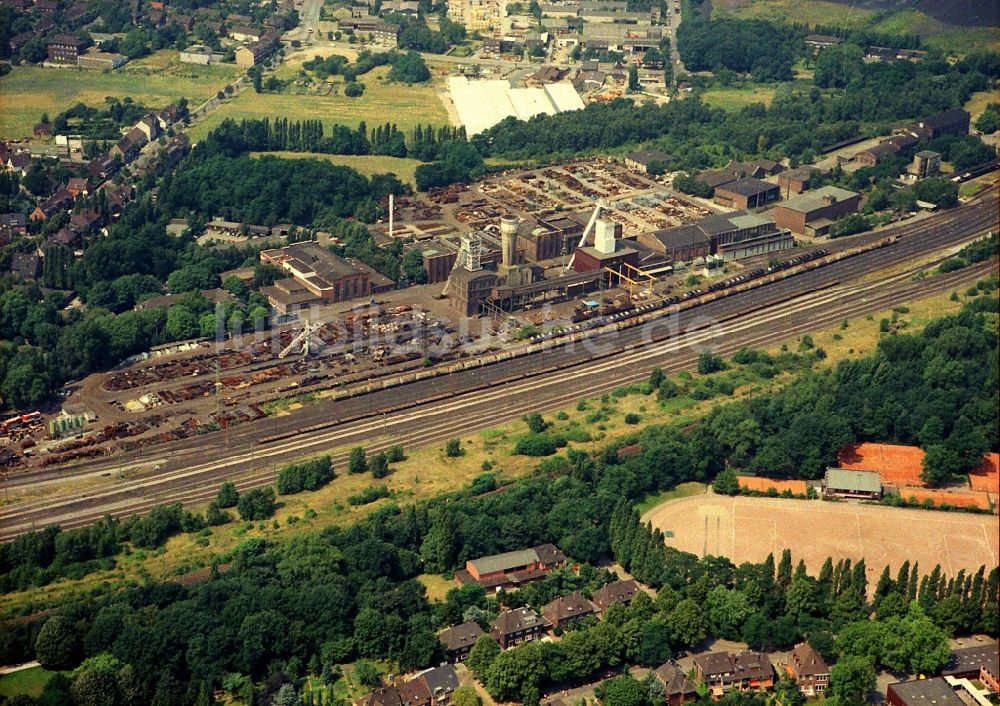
[500,215,518,268]
[388,193,394,239]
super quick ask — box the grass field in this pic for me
[965,90,998,120]
[251,151,423,185]
[635,482,708,514]
[872,9,999,54]
[712,0,999,54]
[0,667,55,699]
[644,493,999,586]
[187,65,450,142]
[0,57,243,140]
[700,85,778,111]
[712,0,876,27]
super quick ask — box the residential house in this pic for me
[110,127,148,164]
[137,113,161,142]
[653,662,698,706]
[0,213,28,236]
[542,593,597,630]
[33,122,53,137]
[590,579,641,611]
[10,252,42,280]
[491,607,547,648]
[66,177,90,197]
[438,622,484,662]
[69,209,102,234]
[5,153,31,176]
[784,643,830,696]
[356,666,459,706]
[695,652,774,698]
[30,187,74,221]
[87,153,120,181]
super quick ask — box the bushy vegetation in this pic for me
[276,456,335,495]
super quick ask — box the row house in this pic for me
[356,666,459,706]
[695,652,774,699]
[30,187,74,221]
[491,607,546,648]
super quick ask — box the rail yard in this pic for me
[1,187,996,540]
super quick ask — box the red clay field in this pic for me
[643,494,999,582]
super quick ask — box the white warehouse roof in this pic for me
[448,76,585,135]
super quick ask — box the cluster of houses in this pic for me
[5,0,295,70]
[354,541,1000,706]
[3,105,189,280]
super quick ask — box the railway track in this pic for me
[1,249,994,540]
[1,191,996,535]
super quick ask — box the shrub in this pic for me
[370,453,390,479]
[237,487,277,520]
[624,413,641,425]
[216,481,239,508]
[513,433,562,456]
[445,439,464,457]
[347,485,391,506]
[348,447,367,474]
[276,456,334,495]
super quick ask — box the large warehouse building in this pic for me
[448,76,585,135]
[772,186,861,236]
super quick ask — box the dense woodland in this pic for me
[1,299,997,706]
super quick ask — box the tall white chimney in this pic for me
[500,215,518,268]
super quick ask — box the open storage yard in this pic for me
[644,493,999,583]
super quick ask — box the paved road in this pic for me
[0,191,994,539]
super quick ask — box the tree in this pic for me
[975,108,999,134]
[344,81,366,97]
[921,444,965,486]
[34,615,80,669]
[467,635,501,677]
[217,481,239,508]
[637,619,672,665]
[598,675,647,706]
[705,586,751,640]
[712,469,740,495]
[445,439,464,457]
[831,655,876,706]
[628,64,640,91]
[524,412,547,433]
[698,351,726,374]
[237,487,277,520]
[667,598,706,648]
[355,661,381,687]
[370,452,390,478]
[452,686,481,706]
[348,446,368,473]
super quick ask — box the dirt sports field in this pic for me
[644,494,1000,582]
